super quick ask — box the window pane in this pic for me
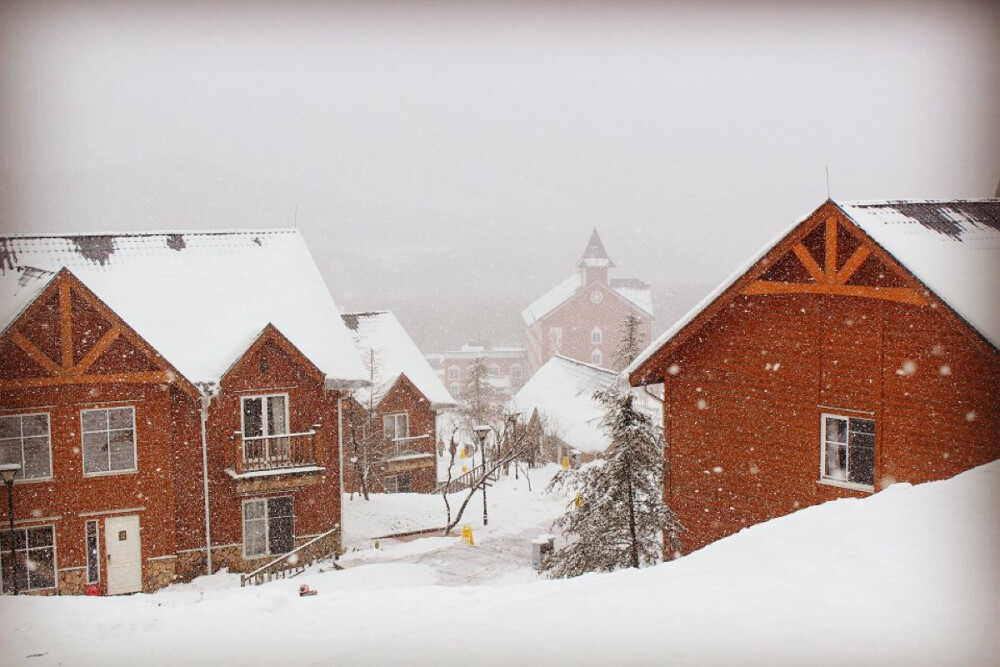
[848,441,875,487]
[109,430,136,471]
[267,499,294,555]
[243,399,263,438]
[22,437,51,478]
[81,410,107,432]
[398,473,412,493]
[0,416,19,439]
[28,526,53,547]
[0,440,19,467]
[398,415,408,439]
[267,396,287,435]
[27,546,55,589]
[825,417,847,443]
[83,432,109,474]
[22,415,48,437]
[243,500,265,521]
[108,408,133,430]
[244,519,266,556]
[86,521,100,584]
[824,442,846,480]
[849,417,875,435]
[383,417,395,440]
[268,497,293,519]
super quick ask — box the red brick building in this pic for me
[341,311,456,493]
[428,343,528,400]
[0,231,367,594]
[629,200,1000,554]
[523,229,653,373]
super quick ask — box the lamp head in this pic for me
[472,425,490,445]
[0,463,21,486]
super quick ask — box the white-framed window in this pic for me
[0,413,52,480]
[241,394,289,438]
[448,366,461,382]
[591,327,603,345]
[384,472,412,494]
[383,413,409,441]
[449,382,461,397]
[81,406,136,476]
[510,365,523,384]
[242,497,294,558]
[488,364,501,379]
[85,520,100,585]
[820,414,876,489]
[1,525,56,593]
[591,349,603,367]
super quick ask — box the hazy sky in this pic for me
[2,1,998,350]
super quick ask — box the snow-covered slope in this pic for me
[4,462,998,666]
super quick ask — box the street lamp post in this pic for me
[1,463,21,595]
[472,425,491,526]
[508,412,521,480]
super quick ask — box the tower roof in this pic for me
[576,228,616,268]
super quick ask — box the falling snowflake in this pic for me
[966,411,977,422]
[697,399,708,410]
[668,364,680,376]
[896,360,917,376]
[939,365,951,376]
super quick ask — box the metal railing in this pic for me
[386,433,430,459]
[432,463,499,494]
[238,430,317,473]
[240,525,342,587]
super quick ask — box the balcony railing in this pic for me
[386,433,431,459]
[237,430,318,474]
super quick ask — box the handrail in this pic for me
[240,524,341,587]
[388,433,431,442]
[243,429,317,441]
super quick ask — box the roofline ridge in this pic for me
[0,228,300,240]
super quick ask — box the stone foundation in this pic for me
[145,558,177,591]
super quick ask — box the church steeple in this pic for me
[577,228,614,285]
[577,228,615,269]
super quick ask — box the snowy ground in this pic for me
[3,462,999,666]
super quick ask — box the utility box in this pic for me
[531,534,555,570]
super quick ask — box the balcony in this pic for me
[235,430,319,474]
[386,433,432,460]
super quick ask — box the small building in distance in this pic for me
[522,229,653,373]
[426,343,528,400]
[0,230,366,595]
[629,199,1000,555]
[342,311,456,493]
[514,354,660,467]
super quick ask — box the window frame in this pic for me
[0,412,53,482]
[80,406,138,477]
[591,349,603,367]
[242,496,295,559]
[591,327,603,345]
[85,520,100,585]
[240,393,290,439]
[384,472,412,494]
[382,413,409,441]
[819,413,876,492]
[1,524,58,593]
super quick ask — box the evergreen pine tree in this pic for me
[546,314,682,577]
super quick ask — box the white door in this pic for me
[105,515,142,595]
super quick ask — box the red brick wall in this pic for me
[206,335,342,561]
[343,374,439,494]
[527,279,652,372]
[662,291,1000,554]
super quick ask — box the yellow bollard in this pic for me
[461,524,475,546]
[561,456,569,469]
[574,492,583,509]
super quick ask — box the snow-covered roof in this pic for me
[512,355,618,454]
[628,199,1000,380]
[837,200,999,348]
[521,272,654,326]
[342,310,456,409]
[0,230,368,389]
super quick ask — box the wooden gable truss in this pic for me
[0,269,199,397]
